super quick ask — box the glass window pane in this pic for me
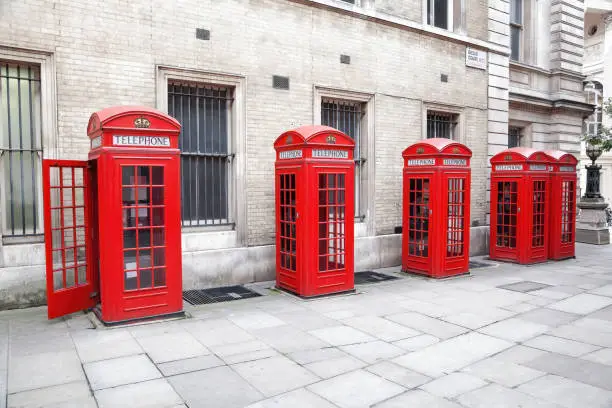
[152,166,164,185]
[434,0,448,29]
[140,269,152,288]
[154,268,166,287]
[122,166,135,185]
[125,271,137,290]
[511,0,522,23]
[511,26,521,61]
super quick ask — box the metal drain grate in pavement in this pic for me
[355,271,399,285]
[497,281,552,293]
[469,260,495,269]
[183,285,262,305]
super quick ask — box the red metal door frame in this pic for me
[440,171,470,277]
[522,176,549,263]
[275,166,302,294]
[98,156,182,323]
[308,163,355,296]
[490,175,522,262]
[402,171,435,275]
[558,175,577,258]
[43,159,97,319]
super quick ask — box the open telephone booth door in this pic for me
[43,159,98,319]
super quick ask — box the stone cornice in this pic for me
[288,0,509,55]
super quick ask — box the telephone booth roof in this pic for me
[490,147,554,165]
[87,105,181,139]
[542,150,578,166]
[401,138,472,158]
[274,125,355,150]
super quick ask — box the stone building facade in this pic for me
[581,1,612,204]
[0,0,588,309]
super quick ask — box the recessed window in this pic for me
[426,0,463,31]
[508,126,522,148]
[168,82,234,227]
[321,98,367,221]
[0,61,43,237]
[510,0,523,61]
[427,111,458,139]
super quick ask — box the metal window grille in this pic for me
[321,98,365,220]
[0,62,43,237]
[427,111,457,139]
[167,82,234,227]
[427,0,449,29]
[510,0,522,61]
[508,127,522,148]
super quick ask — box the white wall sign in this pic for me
[407,158,435,166]
[465,48,487,70]
[312,149,349,159]
[91,136,102,149]
[279,150,303,159]
[443,158,467,166]
[113,135,170,147]
[496,164,523,171]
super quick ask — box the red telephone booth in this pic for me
[543,150,578,260]
[490,148,554,264]
[401,139,472,278]
[43,106,184,324]
[273,126,355,297]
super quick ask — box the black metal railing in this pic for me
[0,62,43,237]
[321,98,365,221]
[168,82,234,227]
[427,111,457,139]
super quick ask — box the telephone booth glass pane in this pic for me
[48,167,88,290]
[407,178,430,257]
[121,165,167,290]
[532,181,546,248]
[279,174,297,271]
[496,181,517,248]
[279,174,297,272]
[318,173,346,272]
[447,178,466,257]
[561,180,575,243]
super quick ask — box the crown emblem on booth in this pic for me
[286,135,293,144]
[416,147,424,154]
[504,155,512,161]
[453,147,460,153]
[326,135,336,144]
[134,116,151,128]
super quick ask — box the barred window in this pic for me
[168,82,234,227]
[427,111,458,139]
[0,61,43,237]
[508,126,522,148]
[321,98,366,220]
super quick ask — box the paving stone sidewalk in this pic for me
[1,243,612,407]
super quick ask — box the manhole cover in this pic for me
[469,260,495,269]
[355,271,399,285]
[497,281,552,293]
[183,285,262,305]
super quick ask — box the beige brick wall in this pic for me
[0,0,489,249]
